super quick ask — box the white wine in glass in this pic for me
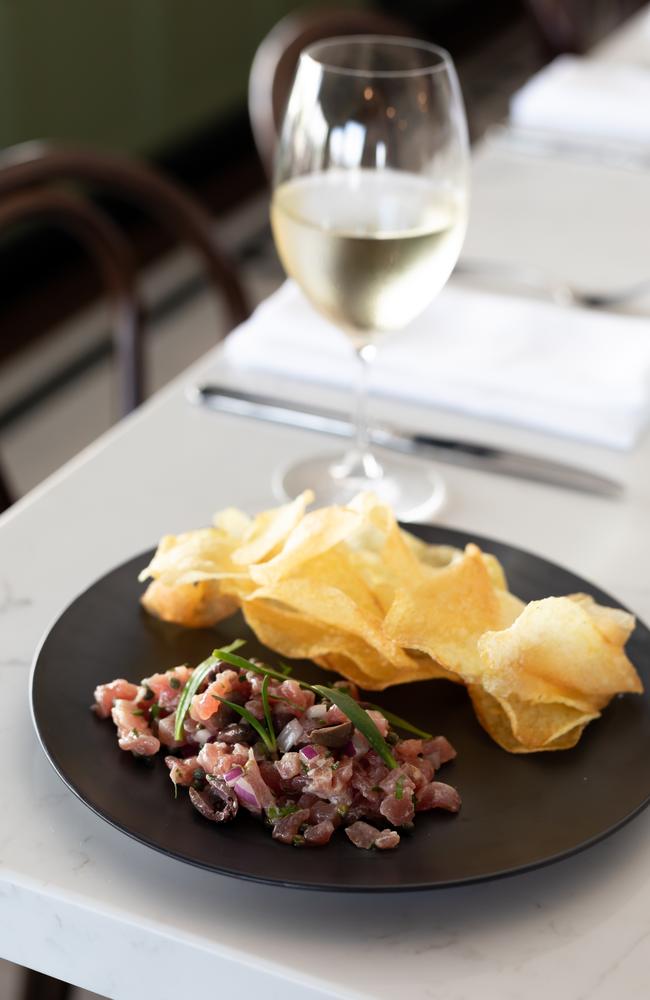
[271,36,469,518]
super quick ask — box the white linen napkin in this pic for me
[510,55,650,146]
[223,280,650,449]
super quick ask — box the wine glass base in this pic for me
[274,451,447,522]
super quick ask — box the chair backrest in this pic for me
[0,141,250,512]
[524,0,644,55]
[0,142,250,413]
[248,8,414,178]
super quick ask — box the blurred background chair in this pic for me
[524,0,646,55]
[0,142,249,513]
[248,7,413,178]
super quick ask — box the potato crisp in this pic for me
[139,492,642,752]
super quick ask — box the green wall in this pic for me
[0,0,364,155]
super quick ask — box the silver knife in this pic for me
[188,383,622,498]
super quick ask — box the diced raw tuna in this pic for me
[380,793,415,827]
[304,820,335,846]
[243,751,276,811]
[274,752,302,780]
[190,670,250,723]
[345,821,381,850]
[93,651,461,852]
[422,736,456,768]
[272,809,310,844]
[141,665,193,711]
[415,781,461,813]
[157,712,184,748]
[366,710,389,738]
[395,738,424,759]
[309,800,342,827]
[165,755,202,788]
[93,679,139,718]
[111,699,160,756]
[374,829,400,849]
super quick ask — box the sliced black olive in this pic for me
[218,721,256,745]
[189,775,238,822]
[310,721,354,748]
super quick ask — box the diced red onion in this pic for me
[342,740,356,757]
[224,765,244,784]
[277,718,304,752]
[233,777,261,811]
[300,745,319,761]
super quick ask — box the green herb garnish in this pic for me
[367,704,433,740]
[261,675,277,756]
[312,685,398,770]
[210,693,276,755]
[174,643,416,772]
[150,703,161,721]
[394,777,405,800]
[212,647,291,684]
[173,639,245,741]
[131,708,144,717]
[216,650,399,769]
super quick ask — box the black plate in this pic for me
[31,525,650,892]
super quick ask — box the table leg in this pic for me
[22,969,71,1000]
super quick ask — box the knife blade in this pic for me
[188,383,622,498]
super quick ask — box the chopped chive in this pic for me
[173,639,245,742]
[150,704,161,720]
[131,708,144,717]
[261,675,277,756]
[267,803,298,822]
[395,777,405,800]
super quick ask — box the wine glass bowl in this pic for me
[270,35,469,518]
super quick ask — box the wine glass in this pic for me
[270,35,469,518]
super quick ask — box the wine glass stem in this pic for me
[354,341,375,457]
[332,341,382,481]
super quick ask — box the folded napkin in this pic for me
[510,55,650,146]
[223,280,650,449]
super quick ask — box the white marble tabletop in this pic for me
[3,16,650,1000]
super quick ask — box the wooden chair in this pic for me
[524,0,645,55]
[0,142,250,514]
[248,8,414,178]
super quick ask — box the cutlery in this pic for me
[489,124,650,173]
[188,384,622,498]
[454,258,650,311]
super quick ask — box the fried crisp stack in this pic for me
[138,492,643,752]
